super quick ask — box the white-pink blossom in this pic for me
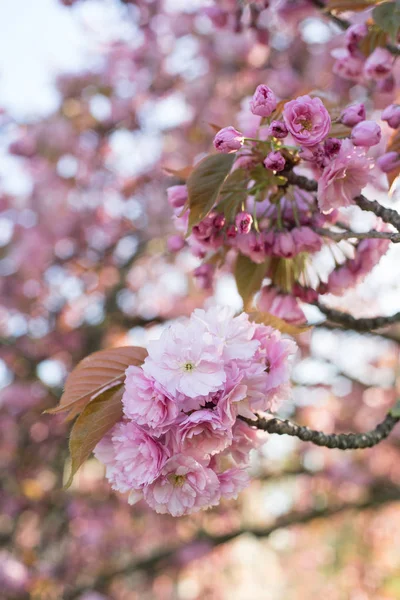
[143,455,221,516]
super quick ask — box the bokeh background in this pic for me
[1,1,400,599]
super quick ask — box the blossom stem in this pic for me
[241,411,399,449]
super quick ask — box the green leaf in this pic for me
[65,385,124,488]
[234,253,269,309]
[187,153,235,230]
[372,2,400,43]
[216,168,248,222]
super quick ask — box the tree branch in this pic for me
[315,301,400,332]
[282,169,400,232]
[313,226,400,244]
[65,484,400,599]
[240,411,399,449]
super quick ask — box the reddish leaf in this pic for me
[46,346,147,420]
[65,385,124,488]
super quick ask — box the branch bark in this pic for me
[241,411,399,449]
[313,226,400,244]
[282,169,400,233]
[315,301,400,332]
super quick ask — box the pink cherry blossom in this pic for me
[143,455,220,517]
[317,139,372,213]
[94,423,168,492]
[192,305,259,362]
[142,320,226,399]
[122,366,179,433]
[283,95,331,147]
[217,468,250,499]
[178,410,232,457]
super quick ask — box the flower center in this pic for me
[183,362,195,372]
[300,117,313,132]
[171,474,186,487]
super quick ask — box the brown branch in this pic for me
[313,226,400,244]
[315,301,400,332]
[65,485,400,599]
[282,170,400,233]
[241,411,399,449]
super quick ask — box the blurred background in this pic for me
[1,1,400,599]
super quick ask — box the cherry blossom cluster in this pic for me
[168,84,393,322]
[332,24,394,91]
[94,306,296,516]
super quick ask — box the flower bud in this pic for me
[235,211,253,234]
[226,224,237,238]
[193,264,214,290]
[250,85,277,117]
[167,185,188,209]
[264,150,286,172]
[364,47,393,81]
[213,213,226,230]
[340,103,365,127]
[213,126,244,153]
[377,152,400,173]
[324,138,341,159]
[167,235,185,252]
[268,120,288,139]
[350,120,381,147]
[345,23,368,47]
[382,104,400,129]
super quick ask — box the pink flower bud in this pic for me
[250,85,277,117]
[193,264,214,290]
[340,103,366,127]
[377,75,395,94]
[364,47,393,81]
[268,120,288,139]
[167,185,188,208]
[213,213,226,230]
[203,7,229,28]
[332,51,363,81]
[377,152,400,173]
[324,138,341,159]
[167,235,185,252]
[264,151,285,172]
[226,224,237,238]
[351,120,381,147]
[213,126,244,153]
[273,231,296,258]
[345,23,368,47]
[382,104,400,129]
[235,211,253,234]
